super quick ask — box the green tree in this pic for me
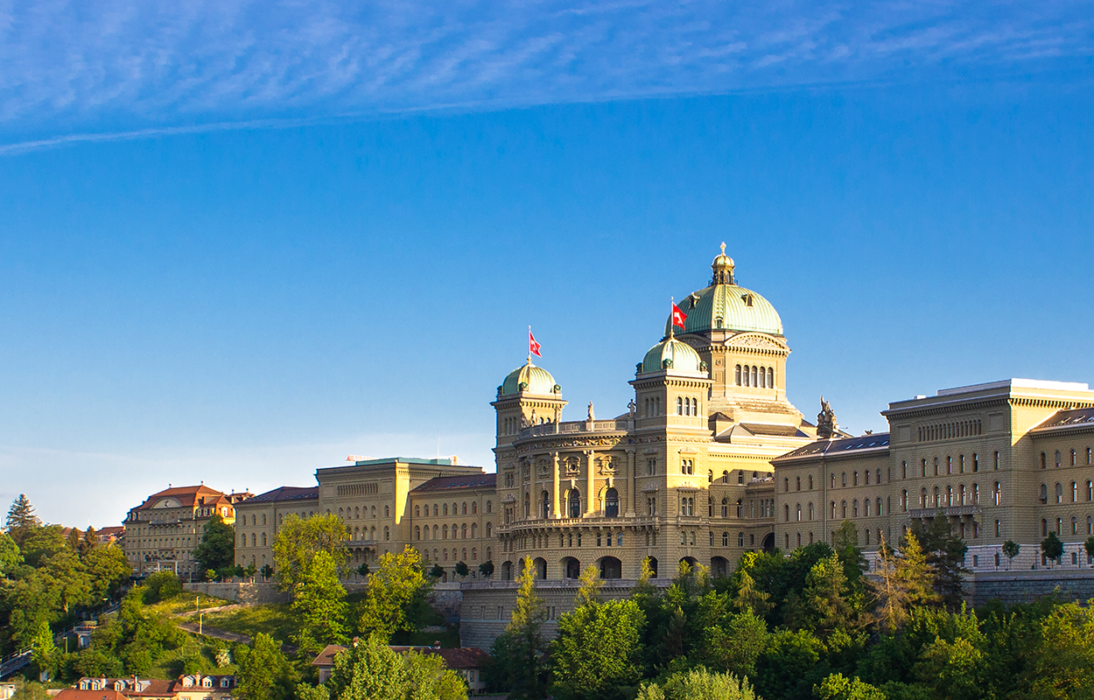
[636,668,758,700]
[291,550,349,655]
[66,527,81,552]
[734,569,773,617]
[306,634,467,700]
[20,525,66,567]
[910,518,968,609]
[261,564,274,581]
[80,526,98,556]
[1002,541,1020,571]
[832,520,868,592]
[1023,601,1094,699]
[236,633,296,700]
[5,495,41,548]
[485,557,548,699]
[454,561,469,578]
[429,564,445,579]
[272,513,349,590]
[143,570,183,603]
[31,620,58,680]
[551,599,646,700]
[0,530,22,577]
[357,546,430,639]
[814,674,887,700]
[870,533,938,634]
[84,544,131,599]
[193,514,236,573]
[478,560,494,578]
[574,565,603,609]
[788,552,859,636]
[1084,537,1094,564]
[1040,532,1064,568]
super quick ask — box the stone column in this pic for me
[585,450,596,516]
[552,452,561,518]
[625,448,637,517]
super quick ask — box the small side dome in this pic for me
[499,360,560,396]
[640,338,704,375]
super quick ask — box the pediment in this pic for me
[727,333,788,351]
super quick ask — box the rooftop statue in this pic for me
[817,396,838,439]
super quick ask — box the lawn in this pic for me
[149,591,232,617]
[201,603,299,645]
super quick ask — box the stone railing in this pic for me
[908,505,981,518]
[498,516,658,533]
[518,419,631,439]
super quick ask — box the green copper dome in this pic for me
[664,244,784,337]
[499,361,560,396]
[640,337,704,375]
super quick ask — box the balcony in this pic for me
[518,419,631,439]
[342,540,377,548]
[908,505,982,519]
[498,516,658,533]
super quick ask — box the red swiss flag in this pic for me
[671,302,688,329]
[529,329,542,357]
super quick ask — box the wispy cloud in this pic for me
[1,0,1092,151]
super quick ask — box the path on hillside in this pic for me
[173,606,297,655]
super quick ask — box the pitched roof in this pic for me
[247,486,319,504]
[55,690,129,700]
[134,485,228,510]
[311,644,348,666]
[411,473,495,493]
[775,433,891,462]
[76,678,176,697]
[1033,407,1094,433]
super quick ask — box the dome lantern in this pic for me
[711,241,735,285]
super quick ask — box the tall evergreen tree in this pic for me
[6,494,41,548]
[910,517,968,608]
[869,533,937,633]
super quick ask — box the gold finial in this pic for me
[720,241,726,256]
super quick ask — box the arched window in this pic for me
[972,483,979,505]
[486,500,493,513]
[759,368,766,388]
[993,482,1001,505]
[605,488,619,517]
[721,497,728,518]
[1072,517,1079,535]
[784,504,790,522]
[796,476,801,491]
[676,397,683,415]
[722,532,729,546]
[841,500,847,518]
[738,532,745,547]
[415,526,421,540]
[461,524,468,539]
[796,504,802,521]
[442,504,448,516]
[830,501,836,518]
[568,490,581,518]
[1041,452,1047,469]
[414,505,420,517]
[877,497,883,515]
[864,499,871,517]
[1056,483,1063,504]
[1072,482,1079,502]
[735,365,742,385]
[751,367,758,386]
[1041,519,1048,536]
[442,525,449,540]
[768,368,774,387]
[486,522,492,537]
[1071,449,1077,466]
[959,484,966,505]
[809,475,814,489]
[933,486,940,506]
[852,499,859,517]
[384,526,390,541]
[901,489,908,512]
[1055,450,1062,468]
[736,499,743,518]
[808,502,815,520]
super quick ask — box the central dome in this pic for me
[664,245,784,337]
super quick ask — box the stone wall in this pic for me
[185,581,368,604]
[969,570,1094,607]
[459,579,670,649]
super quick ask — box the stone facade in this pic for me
[773,380,1094,574]
[124,485,251,576]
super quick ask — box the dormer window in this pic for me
[742,293,754,307]
[221,679,231,688]
[203,677,214,688]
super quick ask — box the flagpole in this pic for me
[669,297,675,339]
[528,326,532,364]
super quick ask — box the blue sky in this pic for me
[1,2,1092,527]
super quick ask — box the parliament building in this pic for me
[228,245,1094,639]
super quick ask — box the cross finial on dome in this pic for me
[720,241,726,256]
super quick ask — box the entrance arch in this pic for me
[711,556,729,578]
[561,557,581,579]
[599,556,622,580]
[533,557,547,580]
[762,533,775,553]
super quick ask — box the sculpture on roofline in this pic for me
[817,396,838,439]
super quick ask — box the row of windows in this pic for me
[414,501,491,517]
[735,364,775,388]
[349,525,389,541]
[676,397,700,416]
[818,497,887,520]
[1041,448,1093,468]
[901,483,996,509]
[415,522,491,540]
[643,397,663,417]
[901,452,998,478]
[339,505,390,519]
[1042,516,1094,536]
[502,530,626,549]
[1038,481,1094,504]
[421,546,489,563]
[918,419,982,442]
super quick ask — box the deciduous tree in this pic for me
[636,668,758,700]
[357,546,430,639]
[194,514,236,573]
[551,599,646,700]
[1002,540,1020,570]
[236,633,296,700]
[1040,532,1064,568]
[272,514,349,590]
[291,550,348,655]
